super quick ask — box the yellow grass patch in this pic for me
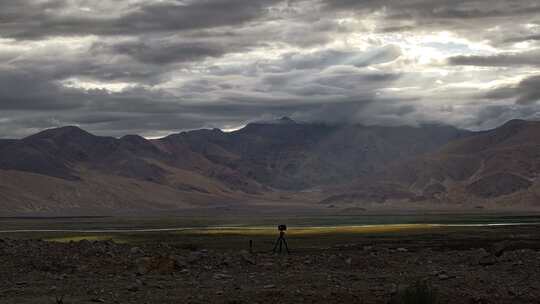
[45,235,125,243]
[177,224,438,236]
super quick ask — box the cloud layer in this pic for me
[1,0,540,137]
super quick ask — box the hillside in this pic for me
[322,119,540,209]
[5,118,540,215]
[163,119,469,190]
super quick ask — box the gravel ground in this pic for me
[2,233,540,304]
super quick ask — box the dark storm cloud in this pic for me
[115,0,279,34]
[0,91,383,138]
[0,0,281,39]
[504,34,540,43]
[1,0,539,138]
[101,37,254,65]
[0,53,402,138]
[0,70,84,111]
[110,41,227,64]
[467,103,540,130]
[448,50,540,67]
[322,0,540,44]
[323,0,540,20]
[5,41,168,84]
[515,76,540,105]
[483,75,540,105]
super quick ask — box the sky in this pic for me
[1,0,540,138]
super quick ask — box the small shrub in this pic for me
[390,280,438,304]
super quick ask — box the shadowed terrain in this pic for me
[2,119,540,215]
[2,220,540,304]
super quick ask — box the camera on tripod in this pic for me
[273,224,290,254]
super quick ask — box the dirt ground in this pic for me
[2,225,540,304]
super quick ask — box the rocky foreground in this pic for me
[1,236,540,304]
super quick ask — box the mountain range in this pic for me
[1,118,539,215]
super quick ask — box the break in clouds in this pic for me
[1,0,540,138]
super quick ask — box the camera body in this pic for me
[278,224,287,231]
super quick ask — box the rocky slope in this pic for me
[4,118,540,214]
[322,119,540,208]
[158,119,470,190]
[0,118,472,214]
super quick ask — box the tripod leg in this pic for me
[272,236,280,253]
[283,237,290,254]
[279,237,283,253]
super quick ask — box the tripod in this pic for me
[272,231,290,254]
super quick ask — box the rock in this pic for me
[127,284,139,292]
[170,255,187,269]
[263,284,276,289]
[397,247,408,253]
[151,284,164,289]
[469,295,490,304]
[79,239,91,247]
[396,284,410,295]
[130,247,143,255]
[213,273,233,280]
[489,240,539,257]
[90,298,106,303]
[479,255,497,266]
[388,283,398,295]
[239,250,255,265]
[159,242,171,250]
[328,254,342,268]
[188,251,205,264]
[438,274,450,280]
[345,257,352,265]
[135,257,153,275]
[491,241,511,257]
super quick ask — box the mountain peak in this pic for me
[120,134,147,143]
[493,119,530,135]
[249,116,298,126]
[501,119,527,127]
[277,116,297,124]
[26,125,94,141]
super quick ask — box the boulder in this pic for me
[478,255,497,266]
[239,250,256,265]
[188,251,206,264]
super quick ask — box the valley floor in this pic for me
[2,224,540,303]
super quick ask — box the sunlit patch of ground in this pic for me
[36,224,441,250]
[3,215,539,250]
[181,224,439,236]
[45,235,127,243]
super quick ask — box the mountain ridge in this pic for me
[321,119,540,208]
[2,119,540,215]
